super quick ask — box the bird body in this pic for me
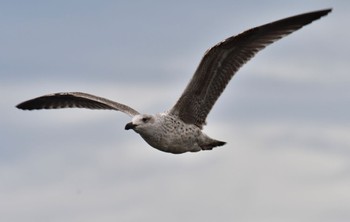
[16,9,332,154]
[125,113,225,153]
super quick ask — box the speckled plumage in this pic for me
[128,113,225,154]
[16,9,331,154]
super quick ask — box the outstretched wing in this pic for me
[169,9,332,128]
[16,92,140,117]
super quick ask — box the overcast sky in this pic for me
[1,1,349,222]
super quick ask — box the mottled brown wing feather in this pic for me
[169,9,332,128]
[16,92,140,117]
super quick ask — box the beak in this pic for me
[125,122,136,130]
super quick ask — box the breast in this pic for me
[139,125,202,154]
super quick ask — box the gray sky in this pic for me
[1,1,349,222]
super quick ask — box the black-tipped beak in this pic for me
[125,122,136,130]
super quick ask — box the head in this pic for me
[125,114,155,132]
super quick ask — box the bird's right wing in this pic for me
[16,92,140,117]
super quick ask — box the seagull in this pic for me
[16,9,332,154]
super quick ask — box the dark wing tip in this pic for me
[321,8,332,14]
[297,8,332,22]
[16,102,27,110]
[16,93,69,110]
[285,8,332,26]
[16,99,43,110]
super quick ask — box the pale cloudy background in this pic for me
[1,1,349,222]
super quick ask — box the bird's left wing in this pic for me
[169,9,332,128]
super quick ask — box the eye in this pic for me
[142,117,150,123]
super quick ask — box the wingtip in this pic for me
[16,101,35,110]
[16,104,29,110]
[323,8,333,15]
[16,103,24,110]
[316,8,332,17]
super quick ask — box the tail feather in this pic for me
[200,139,226,150]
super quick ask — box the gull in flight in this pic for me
[17,9,331,154]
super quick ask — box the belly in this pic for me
[139,129,202,154]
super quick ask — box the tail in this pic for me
[200,138,226,151]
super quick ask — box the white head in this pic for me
[125,114,155,133]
